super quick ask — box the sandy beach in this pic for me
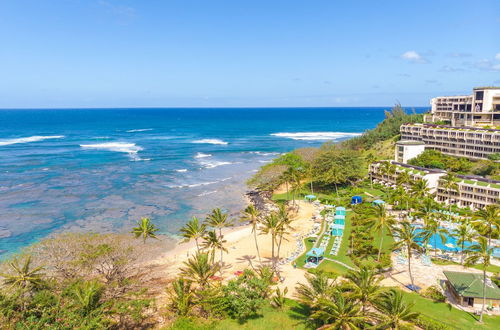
[145,198,316,300]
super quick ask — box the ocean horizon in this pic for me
[0,107,427,256]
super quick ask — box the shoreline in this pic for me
[145,197,318,298]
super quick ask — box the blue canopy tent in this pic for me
[331,223,345,236]
[335,206,346,216]
[305,247,325,264]
[372,199,385,206]
[331,228,344,236]
[351,195,362,205]
[304,194,316,201]
[334,215,345,225]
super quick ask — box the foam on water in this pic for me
[126,128,154,133]
[168,177,232,189]
[192,138,228,145]
[0,135,65,146]
[194,152,212,158]
[175,169,188,173]
[271,132,362,141]
[197,190,217,197]
[199,159,239,169]
[80,142,144,160]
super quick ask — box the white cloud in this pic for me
[495,53,500,60]
[400,51,428,63]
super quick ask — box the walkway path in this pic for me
[324,257,357,271]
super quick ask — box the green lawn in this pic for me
[167,299,311,330]
[327,212,356,269]
[399,289,500,330]
[431,258,500,274]
[295,237,315,267]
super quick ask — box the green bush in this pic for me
[413,315,451,330]
[420,285,446,302]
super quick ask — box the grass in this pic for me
[167,299,311,330]
[399,289,500,330]
[294,237,315,267]
[327,212,356,269]
[431,258,500,274]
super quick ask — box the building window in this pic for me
[475,91,484,100]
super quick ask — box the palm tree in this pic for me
[294,271,336,307]
[473,204,500,245]
[180,252,220,288]
[259,212,281,270]
[286,167,302,207]
[414,197,437,225]
[464,236,494,323]
[396,170,411,187]
[421,219,448,257]
[1,256,45,292]
[441,172,459,218]
[205,208,233,240]
[276,204,294,264]
[452,223,476,265]
[345,266,383,313]
[179,216,206,252]
[131,217,159,243]
[368,203,396,262]
[410,178,430,200]
[167,278,196,316]
[241,204,262,264]
[392,221,422,290]
[381,161,396,183]
[311,290,366,329]
[376,289,419,329]
[70,280,104,316]
[201,230,227,266]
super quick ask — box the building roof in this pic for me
[396,140,425,146]
[306,247,324,257]
[444,271,500,300]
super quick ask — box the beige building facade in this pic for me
[368,161,500,210]
[427,87,500,127]
[400,123,500,160]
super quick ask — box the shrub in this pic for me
[421,285,446,302]
[413,315,451,330]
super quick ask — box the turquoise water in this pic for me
[414,227,500,257]
[414,227,472,252]
[0,107,426,256]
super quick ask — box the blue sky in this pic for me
[0,0,499,108]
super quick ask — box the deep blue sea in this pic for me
[0,107,426,256]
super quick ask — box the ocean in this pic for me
[0,107,426,256]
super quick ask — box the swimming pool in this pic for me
[414,227,500,258]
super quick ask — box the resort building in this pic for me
[394,140,426,163]
[444,271,500,311]
[368,161,446,194]
[399,123,500,160]
[369,162,500,210]
[426,87,500,127]
[436,174,500,210]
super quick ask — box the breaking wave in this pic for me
[270,132,362,141]
[168,177,232,189]
[126,128,154,133]
[80,142,144,161]
[0,135,65,146]
[192,139,228,145]
[194,152,212,159]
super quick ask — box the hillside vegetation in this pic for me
[248,105,424,192]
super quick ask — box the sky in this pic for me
[0,0,499,108]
